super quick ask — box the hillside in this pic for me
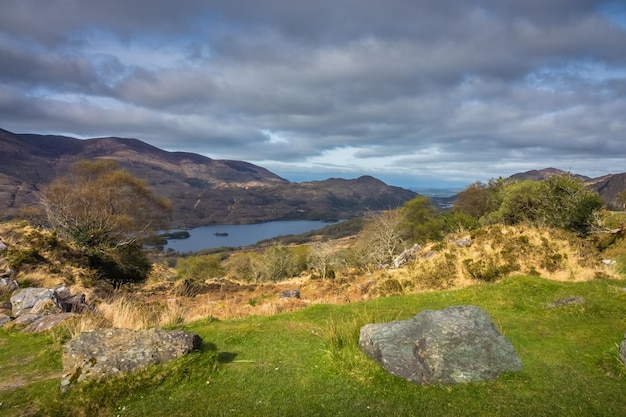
[1,218,625,416]
[0,128,416,227]
[587,173,626,209]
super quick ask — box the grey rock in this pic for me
[392,244,421,268]
[454,237,472,248]
[0,276,18,292]
[11,288,56,317]
[280,289,300,299]
[61,327,203,390]
[0,301,12,314]
[620,334,626,367]
[359,305,522,385]
[0,240,6,253]
[31,298,63,315]
[12,312,42,325]
[10,287,90,317]
[547,297,584,308]
[0,314,11,327]
[23,313,76,333]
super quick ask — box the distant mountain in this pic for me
[586,173,626,209]
[0,128,417,227]
[508,168,592,182]
[507,167,626,209]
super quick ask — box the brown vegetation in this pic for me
[2,217,620,327]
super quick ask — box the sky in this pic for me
[1,0,625,188]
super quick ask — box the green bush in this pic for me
[378,278,403,295]
[87,244,152,290]
[176,254,225,281]
[414,253,457,289]
[462,258,517,282]
[223,251,260,282]
[5,247,44,269]
[458,175,603,236]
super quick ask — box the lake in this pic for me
[162,220,340,253]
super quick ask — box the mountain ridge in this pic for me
[0,128,417,227]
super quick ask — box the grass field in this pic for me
[1,275,626,416]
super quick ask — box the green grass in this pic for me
[1,275,626,416]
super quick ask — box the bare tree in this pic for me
[40,160,171,288]
[356,209,406,269]
[307,241,337,279]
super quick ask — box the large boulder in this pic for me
[61,327,203,390]
[359,305,522,385]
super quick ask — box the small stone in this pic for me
[280,289,300,299]
[547,297,585,308]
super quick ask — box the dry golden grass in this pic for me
[0,220,90,288]
[3,219,622,327]
[65,295,192,331]
[407,224,616,288]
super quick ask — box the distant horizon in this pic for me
[5,126,615,192]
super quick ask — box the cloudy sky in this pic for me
[1,0,625,188]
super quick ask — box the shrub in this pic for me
[255,245,296,281]
[223,251,260,282]
[86,244,152,290]
[176,254,225,281]
[476,175,603,235]
[378,278,404,295]
[463,258,504,282]
[5,247,44,269]
[413,252,457,289]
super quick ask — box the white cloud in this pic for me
[0,0,625,187]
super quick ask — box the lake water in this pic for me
[163,220,339,253]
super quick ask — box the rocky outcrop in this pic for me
[1,286,91,332]
[392,244,421,268]
[359,305,522,385]
[11,288,57,317]
[61,327,203,390]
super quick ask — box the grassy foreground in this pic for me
[1,275,626,416]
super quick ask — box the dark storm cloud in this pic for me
[1,0,625,186]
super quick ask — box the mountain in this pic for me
[508,168,592,182]
[507,167,626,209]
[586,173,626,209]
[0,128,417,227]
